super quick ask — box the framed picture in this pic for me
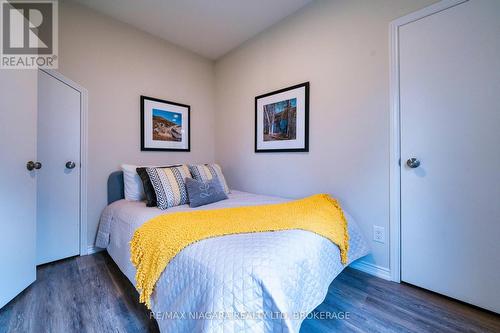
[140,95,190,151]
[255,82,309,152]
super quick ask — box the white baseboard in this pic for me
[349,259,392,281]
[87,245,105,255]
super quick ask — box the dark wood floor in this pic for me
[0,252,498,333]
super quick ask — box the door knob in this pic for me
[65,161,76,169]
[26,161,42,171]
[406,158,421,168]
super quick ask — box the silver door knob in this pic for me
[65,161,76,169]
[406,158,420,168]
[27,161,42,171]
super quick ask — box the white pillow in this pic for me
[121,164,145,201]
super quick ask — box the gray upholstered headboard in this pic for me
[108,171,124,204]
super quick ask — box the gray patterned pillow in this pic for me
[185,177,228,208]
[146,165,192,209]
[188,164,230,194]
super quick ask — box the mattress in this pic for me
[97,190,369,333]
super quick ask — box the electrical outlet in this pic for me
[373,225,385,243]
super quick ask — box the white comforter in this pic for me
[96,190,369,333]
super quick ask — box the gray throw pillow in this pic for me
[185,177,228,208]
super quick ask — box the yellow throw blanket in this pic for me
[130,193,349,309]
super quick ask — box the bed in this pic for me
[96,171,369,333]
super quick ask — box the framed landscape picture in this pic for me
[140,95,190,151]
[255,82,309,152]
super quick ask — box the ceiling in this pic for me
[72,0,313,60]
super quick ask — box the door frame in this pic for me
[39,69,89,256]
[388,0,468,282]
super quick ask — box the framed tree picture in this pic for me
[140,95,190,151]
[255,82,309,152]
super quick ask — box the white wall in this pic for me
[58,0,216,248]
[57,0,440,270]
[214,0,437,271]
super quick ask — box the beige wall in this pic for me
[58,0,439,268]
[214,0,437,270]
[58,1,216,248]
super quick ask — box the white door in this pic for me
[400,0,500,313]
[0,70,38,308]
[37,70,81,265]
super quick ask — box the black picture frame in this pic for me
[254,82,309,153]
[140,95,190,152]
